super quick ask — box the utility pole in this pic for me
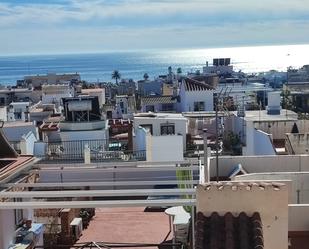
[203,128,209,183]
[215,95,219,182]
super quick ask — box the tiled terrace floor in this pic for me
[75,207,172,249]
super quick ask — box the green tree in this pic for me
[177,67,182,74]
[281,86,293,110]
[112,70,121,84]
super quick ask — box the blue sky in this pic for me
[0,0,309,55]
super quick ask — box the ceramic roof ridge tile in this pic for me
[196,211,264,249]
[141,95,177,105]
[200,182,285,192]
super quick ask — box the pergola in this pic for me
[0,160,201,248]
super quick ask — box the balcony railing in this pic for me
[47,139,109,159]
[91,150,146,162]
[45,139,146,162]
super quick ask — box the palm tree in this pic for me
[168,66,173,75]
[112,70,121,84]
[176,67,182,81]
[143,73,149,81]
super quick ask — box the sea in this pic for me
[0,44,309,85]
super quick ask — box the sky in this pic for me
[0,0,309,55]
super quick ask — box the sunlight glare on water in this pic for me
[0,44,308,84]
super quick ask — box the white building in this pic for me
[0,88,39,106]
[42,84,74,108]
[215,83,274,109]
[114,95,136,120]
[0,130,42,249]
[202,58,233,75]
[42,96,109,159]
[3,121,39,155]
[133,113,188,161]
[0,106,7,121]
[7,102,30,122]
[223,91,302,156]
[81,88,105,107]
[24,72,80,88]
[179,78,214,112]
[226,108,298,156]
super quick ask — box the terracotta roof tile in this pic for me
[141,95,177,105]
[196,212,264,249]
[184,77,214,91]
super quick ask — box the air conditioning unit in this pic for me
[70,218,83,239]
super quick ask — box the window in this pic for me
[0,97,5,106]
[119,101,124,109]
[146,105,155,112]
[119,101,127,114]
[194,101,205,111]
[140,124,153,135]
[161,123,175,135]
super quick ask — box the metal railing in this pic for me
[91,150,146,162]
[45,139,146,162]
[46,139,109,160]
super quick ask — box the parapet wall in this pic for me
[209,155,309,177]
[197,181,289,249]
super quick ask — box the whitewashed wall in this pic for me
[289,205,309,231]
[20,131,38,155]
[147,135,183,162]
[235,172,309,204]
[243,124,276,156]
[60,129,108,141]
[134,115,187,150]
[179,82,214,112]
[3,124,39,142]
[34,142,47,157]
[0,107,7,121]
[209,154,309,178]
[197,183,289,249]
[134,127,147,152]
[225,115,309,142]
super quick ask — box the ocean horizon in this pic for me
[1,44,309,85]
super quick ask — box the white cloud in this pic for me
[0,0,308,27]
[0,0,309,54]
[1,19,309,55]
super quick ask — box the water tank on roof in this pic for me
[68,100,92,111]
